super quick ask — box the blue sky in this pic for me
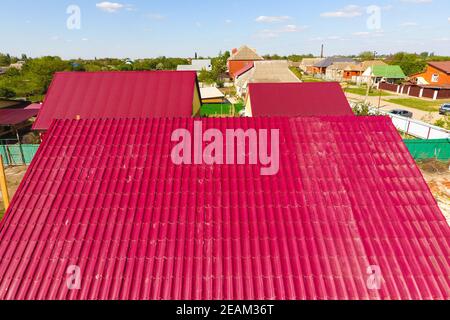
[1,0,449,59]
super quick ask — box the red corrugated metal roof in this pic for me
[235,62,254,78]
[248,82,353,117]
[25,103,42,110]
[0,108,38,125]
[33,71,199,130]
[0,116,449,300]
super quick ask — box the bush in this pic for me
[434,116,450,130]
[0,87,16,98]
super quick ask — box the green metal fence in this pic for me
[0,139,448,166]
[0,144,40,166]
[404,139,450,161]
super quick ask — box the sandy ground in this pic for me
[0,166,28,216]
[346,92,445,123]
[1,163,449,225]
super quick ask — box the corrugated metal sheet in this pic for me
[33,71,199,131]
[0,108,38,125]
[248,83,353,117]
[0,116,449,300]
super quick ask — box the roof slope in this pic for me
[361,60,387,70]
[33,71,199,130]
[229,45,264,61]
[428,61,450,74]
[250,61,300,83]
[0,108,38,125]
[200,87,225,99]
[1,116,448,300]
[314,57,355,68]
[177,59,212,72]
[372,65,406,79]
[248,82,353,116]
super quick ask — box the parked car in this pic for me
[439,103,450,115]
[390,109,413,118]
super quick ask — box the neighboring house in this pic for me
[227,45,264,79]
[362,65,406,85]
[9,61,25,70]
[244,82,353,117]
[32,71,202,131]
[235,60,300,97]
[411,61,450,86]
[200,86,227,104]
[177,59,212,72]
[312,57,355,74]
[325,62,363,81]
[1,116,448,300]
[300,57,325,73]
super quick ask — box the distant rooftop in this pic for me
[228,45,264,61]
[177,59,212,72]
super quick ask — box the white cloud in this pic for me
[353,31,370,36]
[96,2,125,13]
[320,5,363,18]
[255,15,291,23]
[146,13,165,20]
[225,19,232,24]
[400,0,432,3]
[256,24,306,39]
[81,38,89,41]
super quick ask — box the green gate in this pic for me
[404,139,450,161]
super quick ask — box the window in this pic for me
[431,73,439,83]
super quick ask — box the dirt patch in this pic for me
[0,166,28,218]
[418,160,450,224]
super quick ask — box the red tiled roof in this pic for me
[248,83,353,117]
[33,71,199,130]
[0,117,449,300]
[428,61,450,74]
[0,108,38,126]
[234,62,254,78]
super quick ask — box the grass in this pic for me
[301,76,325,82]
[385,98,450,112]
[200,103,245,117]
[0,208,4,222]
[345,87,391,97]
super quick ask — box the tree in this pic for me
[358,51,375,61]
[0,53,12,66]
[386,52,426,76]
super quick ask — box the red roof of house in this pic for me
[33,71,199,130]
[0,117,449,300]
[248,82,353,117]
[0,108,38,126]
[234,62,254,78]
[428,61,450,74]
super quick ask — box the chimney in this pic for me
[195,52,198,59]
[232,48,238,55]
[320,44,324,58]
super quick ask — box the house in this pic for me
[200,86,227,104]
[362,65,406,85]
[32,71,202,131]
[300,58,324,73]
[177,59,212,72]
[325,62,363,81]
[235,60,301,97]
[411,61,450,86]
[1,116,448,300]
[227,45,264,79]
[244,82,353,117]
[9,61,25,70]
[312,57,355,75]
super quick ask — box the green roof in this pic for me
[372,65,406,79]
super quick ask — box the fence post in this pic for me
[0,155,10,211]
